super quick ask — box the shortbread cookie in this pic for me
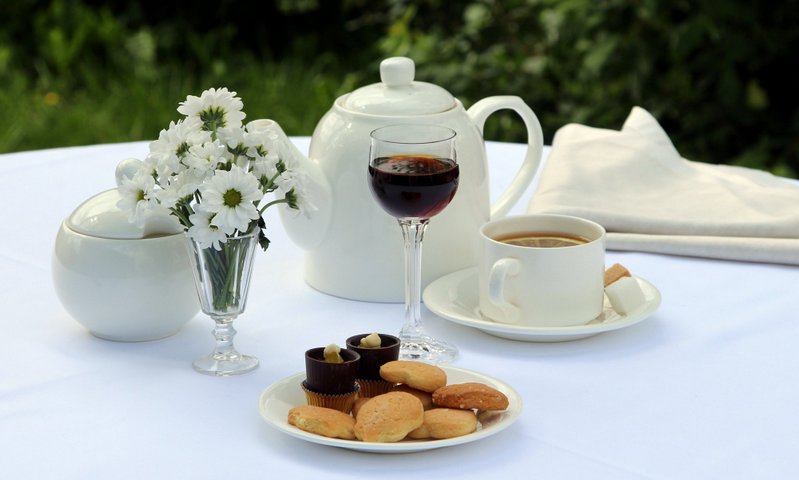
[407,408,478,439]
[392,384,434,410]
[351,397,371,418]
[353,392,424,442]
[432,382,509,411]
[379,361,447,393]
[287,405,356,439]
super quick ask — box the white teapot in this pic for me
[259,57,544,302]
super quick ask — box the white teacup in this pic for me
[479,214,606,327]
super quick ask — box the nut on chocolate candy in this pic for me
[323,343,344,363]
[359,333,382,348]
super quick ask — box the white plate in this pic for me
[258,366,522,453]
[423,267,661,342]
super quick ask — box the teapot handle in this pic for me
[466,96,543,219]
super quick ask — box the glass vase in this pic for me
[185,230,259,376]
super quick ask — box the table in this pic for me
[2,139,797,479]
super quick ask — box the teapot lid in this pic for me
[67,189,182,239]
[343,57,456,115]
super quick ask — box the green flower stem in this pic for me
[210,246,231,312]
[205,236,252,312]
[220,244,238,309]
[263,171,283,193]
[169,199,197,230]
[258,198,290,215]
[170,207,192,228]
[261,171,282,192]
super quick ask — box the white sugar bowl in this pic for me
[52,189,199,341]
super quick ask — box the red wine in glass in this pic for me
[368,124,460,363]
[368,154,459,219]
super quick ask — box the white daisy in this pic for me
[139,155,160,179]
[217,127,251,169]
[184,140,228,175]
[217,126,246,150]
[243,125,279,158]
[148,118,209,177]
[187,208,228,251]
[177,87,246,131]
[199,165,262,234]
[156,169,204,209]
[251,150,280,182]
[117,169,156,226]
[274,169,301,195]
[275,169,316,216]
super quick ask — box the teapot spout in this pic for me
[247,119,332,250]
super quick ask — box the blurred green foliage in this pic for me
[376,0,799,177]
[1,0,797,177]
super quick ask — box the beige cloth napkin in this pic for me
[528,107,799,265]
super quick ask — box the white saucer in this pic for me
[258,366,522,453]
[423,268,661,342]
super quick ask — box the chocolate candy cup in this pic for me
[301,381,360,413]
[356,378,395,398]
[345,333,400,380]
[304,347,360,394]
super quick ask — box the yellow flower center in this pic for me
[223,188,242,207]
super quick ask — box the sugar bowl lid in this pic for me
[66,189,181,239]
[342,57,456,116]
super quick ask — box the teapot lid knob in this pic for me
[380,57,415,87]
[343,56,454,114]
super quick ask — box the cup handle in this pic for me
[466,96,544,220]
[487,258,522,323]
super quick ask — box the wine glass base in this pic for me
[192,352,259,376]
[398,334,459,364]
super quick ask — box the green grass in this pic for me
[0,58,360,153]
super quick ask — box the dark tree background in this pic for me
[1,0,797,177]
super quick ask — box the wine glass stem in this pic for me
[399,219,429,338]
[210,315,240,360]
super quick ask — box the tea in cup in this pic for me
[478,214,606,327]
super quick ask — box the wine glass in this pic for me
[368,124,460,363]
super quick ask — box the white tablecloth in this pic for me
[1,139,797,479]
